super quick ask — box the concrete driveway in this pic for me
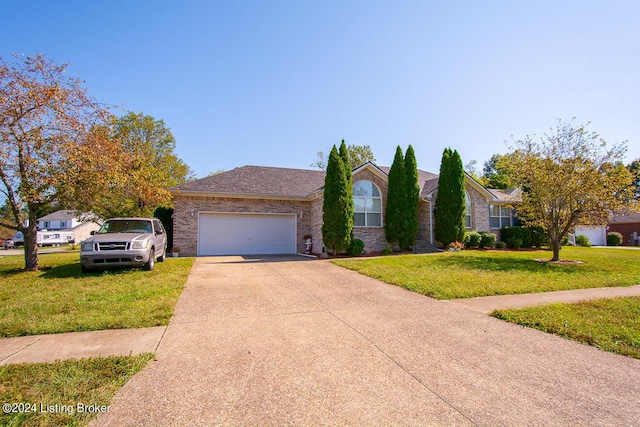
[92,256,640,426]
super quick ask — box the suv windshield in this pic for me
[98,220,153,234]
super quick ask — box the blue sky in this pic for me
[3,0,639,177]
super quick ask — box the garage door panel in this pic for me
[198,213,296,256]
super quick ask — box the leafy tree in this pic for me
[402,144,420,249]
[482,153,514,189]
[321,146,353,255]
[91,112,195,218]
[464,159,481,180]
[627,158,640,199]
[0,54,118,270]
[385,146,407,245]
[434,148,466,247]
[504,119,635,261]
[311,144,376,170]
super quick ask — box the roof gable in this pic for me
[37,210,78,221]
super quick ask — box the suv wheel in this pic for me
[158,244,166,262]
[144,248,155,271]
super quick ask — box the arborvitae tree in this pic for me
[385,146,407,245]
[339,139,352,188]
[322,146,353,255]
[339,139,354,240]
[401,144,420,249]
[434,148,466,247]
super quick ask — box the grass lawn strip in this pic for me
[491,297,640,360]
[0,353,154,426]
[0,252,194,338]
[333,247,640,300]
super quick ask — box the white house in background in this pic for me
[36,210,101,244]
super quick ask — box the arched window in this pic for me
[353,180,382,227]
[465,192,472,229]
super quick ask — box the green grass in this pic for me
[0,252,194,337]
[333,247,640,299]
[492,297,640,359]
[0,353,154,426]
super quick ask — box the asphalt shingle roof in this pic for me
[173,166,327,198]
[172,163,504,201]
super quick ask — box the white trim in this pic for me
[352,162,389,182]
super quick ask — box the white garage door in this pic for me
[575,225,606,246]
[198,213,297,256]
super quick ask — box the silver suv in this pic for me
[80,218,167,273]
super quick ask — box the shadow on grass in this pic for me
[39,263,140,279]
[432,253,584,275]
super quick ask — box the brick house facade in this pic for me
[171,163,515,256]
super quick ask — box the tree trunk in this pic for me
[550,238,561,262]
[23,209,39,271]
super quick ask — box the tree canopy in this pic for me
[90,112,195,218]
[627,158,640,200]
[0,54,118,269]
[503,119,635,261]
[312,144,376,170]
[482,153,515,189]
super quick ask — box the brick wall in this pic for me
[351,169,389,252]
[173,195,313,256]
[608,223,640,246]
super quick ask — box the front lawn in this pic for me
[0,353,153,426]
[0,252,194,337]
[492,297,640,359]
[333,247,640,299]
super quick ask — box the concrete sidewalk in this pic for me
[0,326,165,366]
[448,284,640,313]
[89,257,640,426]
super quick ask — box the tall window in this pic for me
[353,180,382,227]
[465,192,472,229]
[490,205,513,229]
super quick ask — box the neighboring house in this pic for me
[171,163,516,257]
[36,210,101,243]
[608,213,640,246]
[573,225,607,246]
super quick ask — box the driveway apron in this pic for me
[92,256,640,426]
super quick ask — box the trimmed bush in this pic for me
[381,246,394,256]
[346,239,365,256]
[463,231,481,248]
[495,241,507,249]
[575,235,591,247]
[507,238,522,250]
[500,226,532,248]
[530,226,547,247]
[607,232,623,246]
[479,231,497,248]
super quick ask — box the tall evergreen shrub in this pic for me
[402,145,420,249]
[434,148,466,247]
[322,146,353,255]
[385,146,407,245]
